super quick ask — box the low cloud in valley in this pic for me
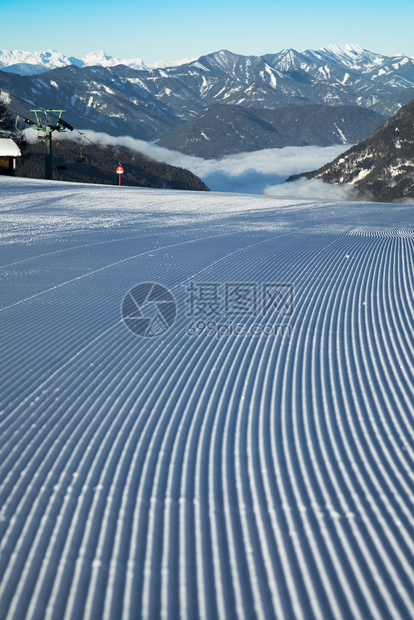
[25,128,359,199]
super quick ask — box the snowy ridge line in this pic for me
[0,180,413,619]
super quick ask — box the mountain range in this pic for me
[1,44,413,79]
[1,44,413,158]
[288,98,414,202]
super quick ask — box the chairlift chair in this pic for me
[14,117,28,146]
[16,133,28,146]
[76,133,86,163]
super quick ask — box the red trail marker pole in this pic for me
[116,165,124,186]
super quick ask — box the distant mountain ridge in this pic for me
[288,98,414,202]
[1,45,413,158]
[0,49,193,75]
[1,44,413,76]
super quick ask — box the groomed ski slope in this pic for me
[0,177,413,620]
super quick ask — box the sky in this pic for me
[1,0,413,62]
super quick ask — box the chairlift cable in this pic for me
[1,89,147,184]
[2,99,119,185]
[1,88,146,183]
[52,134,116,184]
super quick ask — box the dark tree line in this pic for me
[0,101,15,133]
[14,138,209,190]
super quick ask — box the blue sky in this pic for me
[1,0,413,62]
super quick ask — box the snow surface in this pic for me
[0,139,21,157]
[0,177,413,620]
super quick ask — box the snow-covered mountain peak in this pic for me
[0,49,71,74]
[149,57,198,69]
[81,50,113,65]
[0,48,69,65]
[208,49,239,63]
[80,51,149,71]
[78,50,195,71]
[320,43,365,57]
[0,48,154,74]
[304,43,406,74]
